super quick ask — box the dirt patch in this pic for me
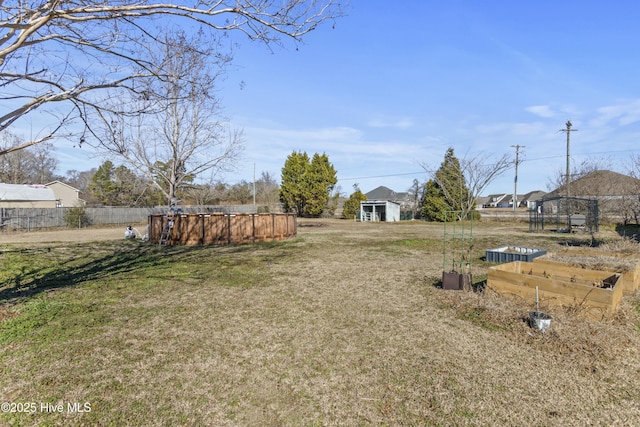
[0,226,131,245]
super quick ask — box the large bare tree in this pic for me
[0,0,343,154]
[546,157,613,194]
[99,31,244,204]
[0,131,58,183]
[627,155,640,225]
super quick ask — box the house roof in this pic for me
[0,183,56,201]
[545,170,640,198]
[365,186,396,200]
[518,191,547,203]
[476,196,491,205]
[46,180,80,192]
[522,190,546,201]
[485,194,509,202]
[365,186,409,201]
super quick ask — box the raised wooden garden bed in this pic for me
[536,248,640,294]
[488,260,624,318]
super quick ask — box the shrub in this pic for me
[63,207,91,228]
[342,190,367,219]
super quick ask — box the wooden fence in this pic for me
[148,213,297,245]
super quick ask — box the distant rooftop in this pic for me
[0,183,56,201]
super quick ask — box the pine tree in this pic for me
[421,148,474,221]
[89,161,118,206]
[279,151,310,214]
[421,179,449,221]
[304,153,338,217]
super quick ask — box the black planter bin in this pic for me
[442,271,472,290]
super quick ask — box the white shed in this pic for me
[360,200,401,222]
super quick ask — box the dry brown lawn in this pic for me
[1,218,640,426]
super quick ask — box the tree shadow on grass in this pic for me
[0,242,265,302]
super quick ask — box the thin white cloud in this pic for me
[594,99,640,127]
[525,105,555,118]
[474,121,546,136]
[366,117,415,129]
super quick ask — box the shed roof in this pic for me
[0,183,56,201]
[361,199,400,206]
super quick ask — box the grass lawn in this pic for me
[1,218,640,426]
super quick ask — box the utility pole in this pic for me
[560,120,577,229]
[511,145,525,212]
[253,162,256,210]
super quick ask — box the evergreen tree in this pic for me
[421,179,450,221]
[304,153,338,217]
[88,160,161,206]
[342,184,367,219]
[279,151,337,217]
[89,161,118,206]
[421,148,474,221]
[280,151,310,214]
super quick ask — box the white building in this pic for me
[360,200,401,222]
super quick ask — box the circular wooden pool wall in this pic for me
[148,212,297,245]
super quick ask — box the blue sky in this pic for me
[56,1,640,196]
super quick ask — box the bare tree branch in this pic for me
[420,150,512,220]
[95,31,245,203]
[0,0,343,153]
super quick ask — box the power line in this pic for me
[513,147,636,164]
[338,146,636,184]
[338,171,425,181]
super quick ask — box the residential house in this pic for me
[0,183,57,208]
[481,191,546,209]
[365,186,415,210]
[482,194,510,208]
[46,181,85,207]
[542,169,640,220]
[520,191,547,209]
[545,170,638,199]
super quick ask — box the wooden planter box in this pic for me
[536,249,640,294]
[486,246,547,263]
[488,261,624,318]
